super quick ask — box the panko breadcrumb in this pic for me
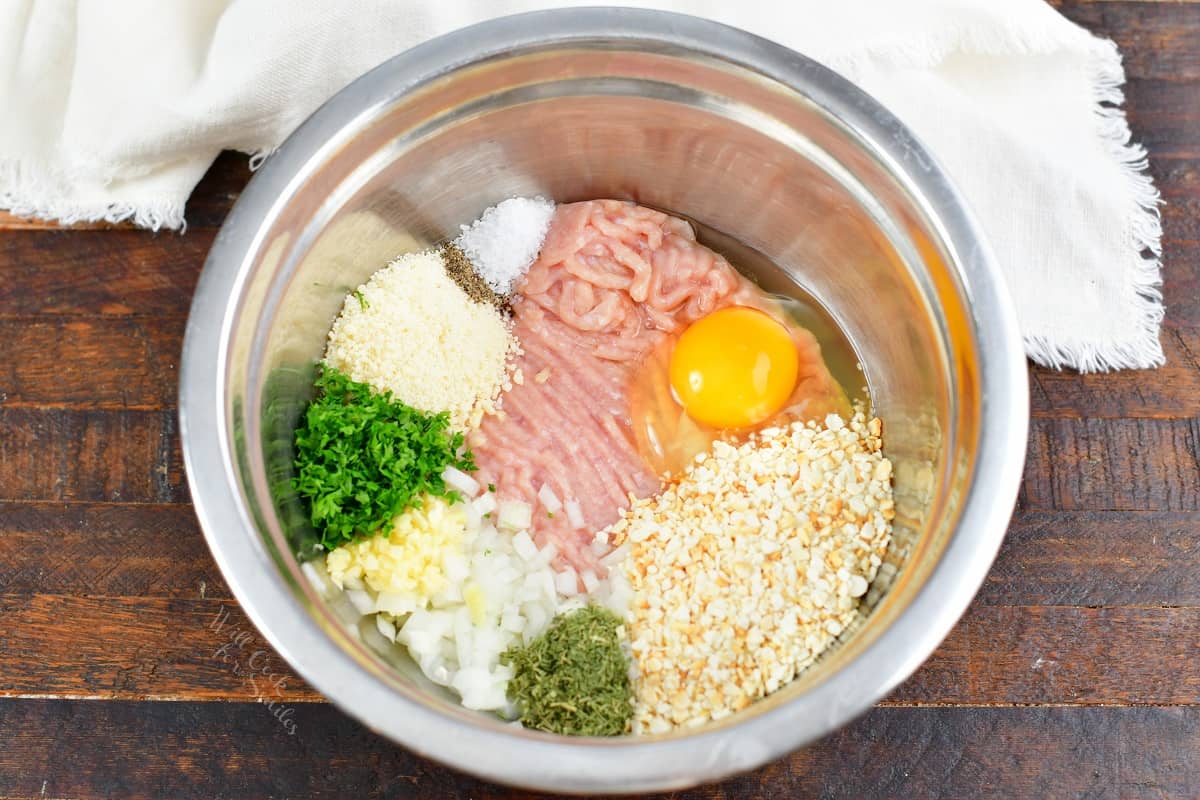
[324,250,518,430]
[607,408,894,734]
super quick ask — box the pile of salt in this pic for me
[455,197,555,296]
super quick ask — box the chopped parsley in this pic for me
[292,366,474,549]
[352,288,369,310]
[488,483,496,493]
[502,605,633,736]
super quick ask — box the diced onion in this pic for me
[532,541,558,570]
[580,569,600,594]
[375,591,417,616]
[540,570,557,601]
[537,483,562,513]
[444,553,470,583]
[497,500,532,531]
[453,667,509,711]
[432,580,463,605]
[564,499,585,530]
[604,584,634,618]
[521,603,548,639]
[600,542,631,569]
[345,588,375,616]
[462,499,482,529]
[442,466,481,498]
[300,561,332,597]
[473,492,497,516]
[359,618,394,653]
[328,594,363,626]
[558,595,587,616]
[511,530,538,562]
[555,568,579,596]
[374,615,397,642]
[501,608,525,632]
[602,571,635,619]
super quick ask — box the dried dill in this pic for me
[440,242,506,310]
[502,605,634,736]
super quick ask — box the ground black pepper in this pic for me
[440,243,506,310]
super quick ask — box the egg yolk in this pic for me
[668,307,800,429]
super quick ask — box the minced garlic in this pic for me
[326,495,467,603]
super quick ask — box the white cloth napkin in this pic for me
[0,0,1163,371]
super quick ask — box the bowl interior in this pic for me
[192,15,1011,791]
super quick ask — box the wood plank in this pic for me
[0,595,316,701]
[1053,0,1200,6]
[1126,79,1200,158]
[0,212,130,231]
[891,606,1200,705]
[0,409,187,503]
[3,410,1194,511]
[1028,328,1200,418]
[0,229,209,317]
[1164,239,1200,329]
[0,318,184,409]
[2,321,1198,417]
[1020,417,1200,512]
[1155,157,1200,330]
[176,151,252,229]
[790,706,1200,800]
[3,595,1196,705]
[0,166,1191,427]
[0,505,1194,700]
[979,510,1200,606]
[4,503,1196,607]
[0,123,1190,341]
[11,317,1199,417]
[4,316,1198,417]
[0,502,227,598]
[1156,153,1200,207]
[0,701,1195,799]
[1054,1,1200,81]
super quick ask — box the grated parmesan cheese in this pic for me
[324,250,518,430]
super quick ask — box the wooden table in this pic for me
[1,3,1197,797]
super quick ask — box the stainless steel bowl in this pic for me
[180,8,1028,793]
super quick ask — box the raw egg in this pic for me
[668,307,800,429]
